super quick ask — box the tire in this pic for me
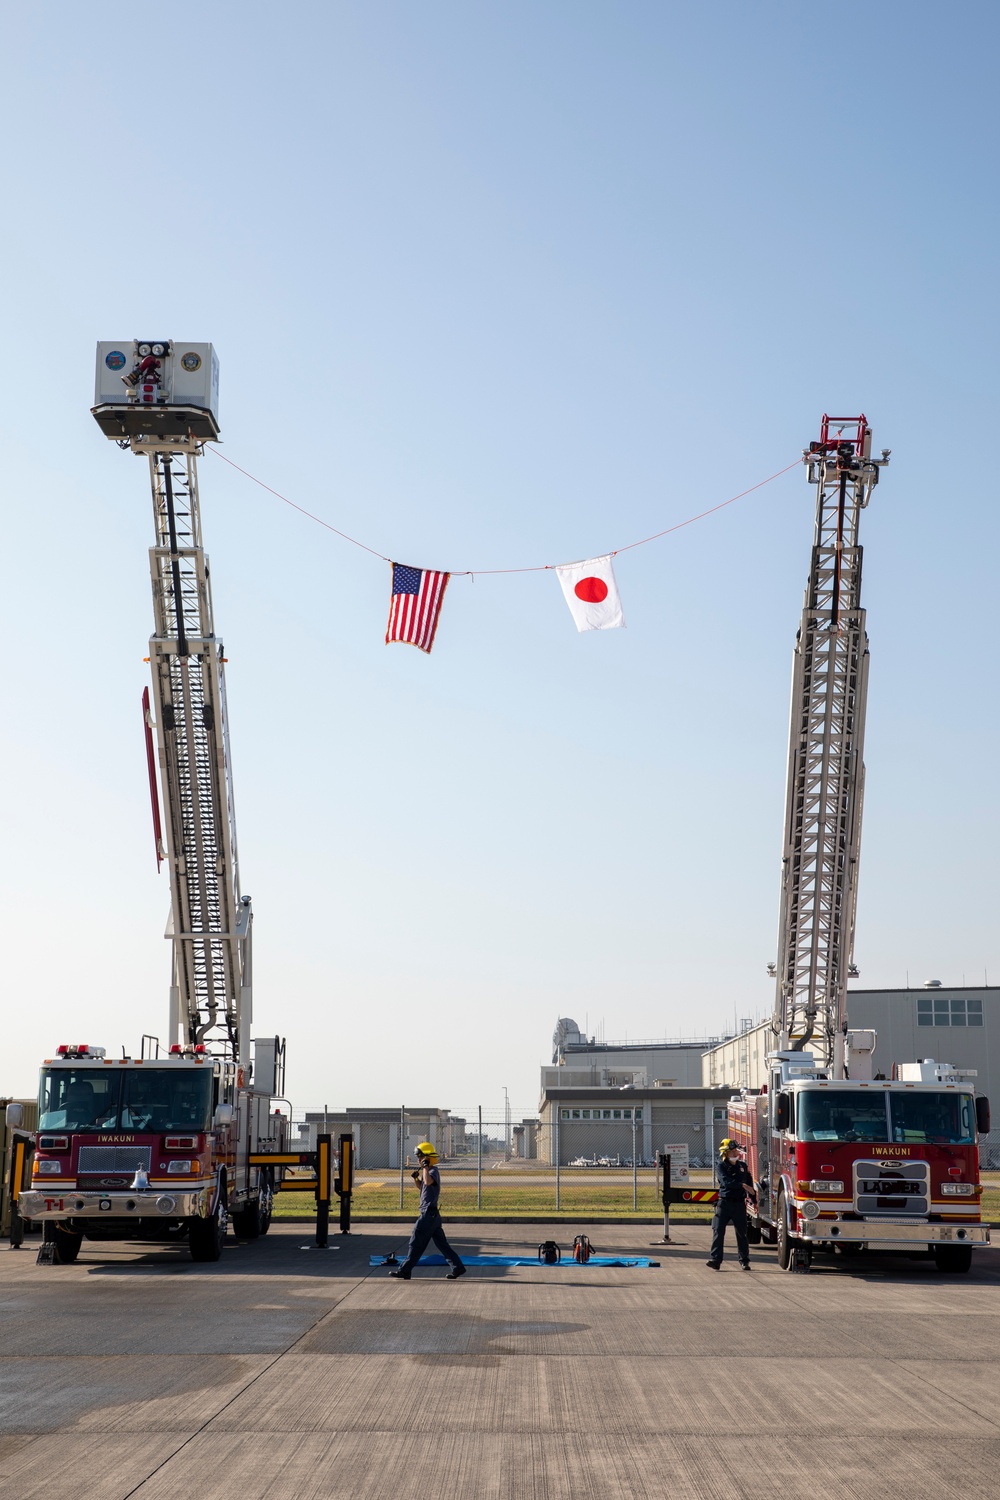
[934,1244,973,1274]
[776,1191,792,1270]
[233,1171,273,1239]
[258,1171,274,1236]
[189,1186,228,1263]
[45,1223,82,1265]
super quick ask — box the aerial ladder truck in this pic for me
[729,416,991,1272]
[15,342,287,1263]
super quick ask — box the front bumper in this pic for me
[19,1187,212,1222]
[800,1218,991,1248]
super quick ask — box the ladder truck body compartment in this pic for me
[730,1055,989,1272]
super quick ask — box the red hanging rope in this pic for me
[209,447,801,574]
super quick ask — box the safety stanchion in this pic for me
[315,1133,331,1247]
[7,1134,30,1249]
[334,1132,353,1235]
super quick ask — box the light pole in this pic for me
[502,1086,511,1160]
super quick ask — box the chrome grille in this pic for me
[853,1158,929,1216]
[77,1146,151,1174]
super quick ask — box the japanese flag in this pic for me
[555,554,625,632]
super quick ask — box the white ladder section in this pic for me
[772,418,889,1075]
[145,446,252,1068]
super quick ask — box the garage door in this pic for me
[358,1123,391,1169]
[651,1107,710,1168]
[556,1120,642,1166]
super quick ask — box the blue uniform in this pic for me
[399,1166,464,1274]
[709,1157,754,1266]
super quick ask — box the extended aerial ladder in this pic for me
[94,342,252,1072]
[771,416,890,1078]
[144,448,251,1065]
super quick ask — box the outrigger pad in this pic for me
[370,1253,660,1269]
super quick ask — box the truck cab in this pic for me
[730,1053,990,1273]
[17,1043,286,1263]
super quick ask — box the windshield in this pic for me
[39,1068,213,1133]
[38,1068,122,1131]
[798,1091,889,1143]
[889,1092,974,1145]
[796,1090,977,1146]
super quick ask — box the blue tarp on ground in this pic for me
[369,1254,660,1268]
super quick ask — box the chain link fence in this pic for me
[278,1105,719,1217]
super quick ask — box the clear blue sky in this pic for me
[1,3,997,1113]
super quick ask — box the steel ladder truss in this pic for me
[773,417,889,1074]
[145,447,251,1066]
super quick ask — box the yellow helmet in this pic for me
[416,1141,438,1159]
[719,1137,736,1154]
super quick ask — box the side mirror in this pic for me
[5,1102,24,1129]
[976,1096,991,1136]
[213,1103,235,1129]
[775,1092,791,1132]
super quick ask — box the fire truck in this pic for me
[730,417,991,1273]
[14,341,287,1264]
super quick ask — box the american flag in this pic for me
[385,563,450,654]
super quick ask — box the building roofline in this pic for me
[540,1085,730,1099]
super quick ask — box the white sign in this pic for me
[662,1143,689,1185]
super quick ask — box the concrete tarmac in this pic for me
[2,1220,999,1500]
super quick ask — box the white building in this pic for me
[702,985,999,1093]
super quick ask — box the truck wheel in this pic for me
[258,1171,274,1236]
[934,1245,973,1274]
[776,1191,793,1270]
[189,1193,228,1263]
[44,1223,82,1265]
[233,1171,273,1239]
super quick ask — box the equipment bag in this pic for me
[573,1234,593,1263]
[537,1240,561,1264]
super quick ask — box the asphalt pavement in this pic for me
[2,1220,999,1499]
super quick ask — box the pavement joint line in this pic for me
[117,1256,377,1499]
[885,1357,1000,1432]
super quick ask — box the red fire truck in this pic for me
[17,1042,283,1263]
[736,418,991,1272]
[14,343,286,1263]
[730,1057,990,1272]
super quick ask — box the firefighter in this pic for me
[389,1142,466,1280]
[706,1139,756,1271]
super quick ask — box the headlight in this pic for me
[167,1160,194,1174]
[138,343,151,356]
[151,343,166,356]
[799,1200,820,1219]
[941,1183,974,1196]
[156,1195,177,1214]
[34,1159,64,1175]
[808,1180,844,1194]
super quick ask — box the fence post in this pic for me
[632,1114,638,1211]
[555,1111,560,1211]
[398,1105,405,1210]
[477,1105,482,1210]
